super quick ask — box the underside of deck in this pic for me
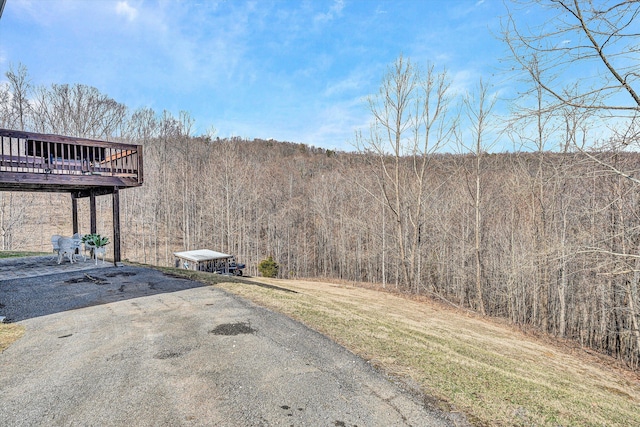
[0,129,143,197]
[0,171,140,196]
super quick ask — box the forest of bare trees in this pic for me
[1,0,639,369]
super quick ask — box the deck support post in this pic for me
[90,191,97,234]
[112,187,121,265]
[71,196,78,235]
[71,195,79,256]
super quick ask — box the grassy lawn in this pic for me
[209,276,640,427]
[0,251,48,259]
[0,323,24,353]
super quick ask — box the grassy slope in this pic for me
[0,324,24,353]
[215,277,640,427]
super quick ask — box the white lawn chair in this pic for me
[57,237,76,264]
[71,233,86,262]
[51,235,62,254]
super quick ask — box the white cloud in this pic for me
[331,0,345,14]
[299,97,368,150]
[375,6,387,15]
[323,70,369,98]
[314,0,345,24]
[116,1,138,22]
[450,69,475,96]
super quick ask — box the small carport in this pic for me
[173,249,234,274]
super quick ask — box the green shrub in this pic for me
[258,256,279,278]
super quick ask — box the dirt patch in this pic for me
[154,347,192,360]
[105,272,137,278]
[64,274,108,285]
[209,322,256,336]
[161,272,194,281]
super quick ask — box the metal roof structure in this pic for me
[173,249,233,263]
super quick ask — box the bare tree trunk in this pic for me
[558,209,568,337]
[474,152,484,314]
[459,79,496,315]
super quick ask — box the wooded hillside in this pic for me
[1,115,640,370]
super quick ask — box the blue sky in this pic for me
[1,0,518,150]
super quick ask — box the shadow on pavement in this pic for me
[0,261,210,322]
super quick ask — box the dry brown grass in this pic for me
[218,277,640,427]
[0,323,24,353]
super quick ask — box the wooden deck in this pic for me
[0,129,143,196]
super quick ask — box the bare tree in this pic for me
[0,64,34,250]
[457,79,498,315]
[5,63,32,131]
[29,83,126,139]
[357,55,456,292]
[0,82,10,128]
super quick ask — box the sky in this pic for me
[0,0,525,151]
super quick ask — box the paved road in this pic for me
[0,261,459,426]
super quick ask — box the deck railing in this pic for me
[0,133,142,183]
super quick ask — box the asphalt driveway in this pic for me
[0,260,458,426]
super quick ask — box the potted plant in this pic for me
[81,233,110,263]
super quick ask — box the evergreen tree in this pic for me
[258,256,279,278]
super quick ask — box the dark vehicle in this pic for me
[228,257,245,276]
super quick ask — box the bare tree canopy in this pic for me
[503,0,640,146]
[504,1,640,108]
